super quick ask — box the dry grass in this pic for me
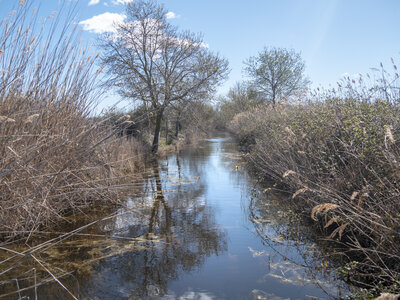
[227,63,400,294]
[0,2,152,297]
[0,3,147,241]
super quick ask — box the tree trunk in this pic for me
[271,88,276,107]
[175,113,181,137]
[152,109,164,153]
[165,117,168,143]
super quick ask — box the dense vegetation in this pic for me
[0,2,223,297]
[0,3,148,241]
[221,64,400,295]
[104,100,217,154]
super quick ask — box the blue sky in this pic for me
[1,0,399,111]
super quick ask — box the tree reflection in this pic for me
[2,149,226,300]
[77,157,227,299]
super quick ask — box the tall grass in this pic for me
[228,65,400,295]
[0,2,146,241]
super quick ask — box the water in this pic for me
[2,135,351,299]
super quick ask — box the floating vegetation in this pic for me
[251,289,290,300]
[248,185,353,298]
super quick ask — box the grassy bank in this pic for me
[227,71,400,295]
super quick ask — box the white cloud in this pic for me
[88,0,100,5]
[111,0,133,5]
[199,42,209,48]
[165,11,178,19]
[79,12,126,34]
[80,14,209,52]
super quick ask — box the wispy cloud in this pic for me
[88,0,100,6]
[165,11,179,19]
[79,12,126,34]
[341,72,362,78]
[306,0,339,64]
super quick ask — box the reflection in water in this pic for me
[3,143,226,300]
[247,187,353,299]
[0,136,354,299]
[73,149,227,299]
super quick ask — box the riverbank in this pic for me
[228,93,400,297]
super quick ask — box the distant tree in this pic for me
[244,47,309,106]
[226,82,262,111]
[101,0,229,153]
[216,82,262,128]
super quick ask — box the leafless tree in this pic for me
[101,0,229,152]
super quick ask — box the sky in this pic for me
[1,0,400,112]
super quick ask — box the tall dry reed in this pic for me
[228,65,400,295]
[0,2,146,241]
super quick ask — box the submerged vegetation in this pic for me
[223,59,400,296]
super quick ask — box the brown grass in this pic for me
[227,62,400,294]
[0,2,147,241]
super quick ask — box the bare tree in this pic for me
[244,47,309,106]
[101,0,229,152]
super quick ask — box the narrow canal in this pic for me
[6,134,352,299]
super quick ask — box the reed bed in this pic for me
[228,67,400,295]
[0,2,152,297]
[0,2,148,240]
